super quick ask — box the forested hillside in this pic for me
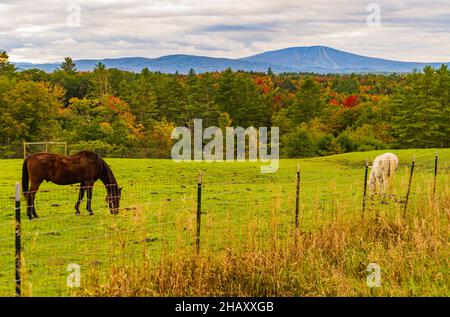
[1,52,449,158]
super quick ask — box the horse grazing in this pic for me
[22,150,122,220]
[369,152,399,200]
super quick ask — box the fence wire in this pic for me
[0,157,448,296]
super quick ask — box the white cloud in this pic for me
[1,0,449,63]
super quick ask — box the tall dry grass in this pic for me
[77,185,450,297]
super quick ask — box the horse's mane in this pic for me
[98,156,117,186]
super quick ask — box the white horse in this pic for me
[369,153,399,200]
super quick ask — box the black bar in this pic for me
[362,160,369,218]
[295,165,300,231]
[15,196,21,297]
[403,156,415,218]
[0,297,444,313]
[196,173,202,254]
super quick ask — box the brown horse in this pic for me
[22,150,122,220]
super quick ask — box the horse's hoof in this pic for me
[88,212,94,216]
[75,212,80,216]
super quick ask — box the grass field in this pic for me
[0,149,448,296]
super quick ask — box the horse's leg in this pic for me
[388,173,396,199]
[385,174,393,199]
[373,175,381,200]
[26,191,33,220]
[75,182,86,215]
[85,181,94,215]
[380,174,388,204]
[368,176,376,205]
[28,181,42,219]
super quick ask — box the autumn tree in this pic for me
[145,120,176,158]
[0,80,62,143]
[52,57,88,104]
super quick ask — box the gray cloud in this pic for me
[0,0,449,63]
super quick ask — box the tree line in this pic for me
[0,51,449,158]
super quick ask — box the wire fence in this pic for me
[0,157,448,296]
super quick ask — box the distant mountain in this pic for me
[241,46,449,73]
[14,46,450,74]
[14,55,281,74]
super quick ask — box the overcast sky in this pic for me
[1,0,450,63]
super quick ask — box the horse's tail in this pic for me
[387,156,397,178]
[387,156,398,194]
[390,157,398,177]
[387,161,391,177]
[22,157,29,195]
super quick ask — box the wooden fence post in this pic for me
[295,164,301,232]
[196,171,202,254]
[362,159,369,219]
[432,150,438,200]
[403,155,416,219]
[15,182,21,297]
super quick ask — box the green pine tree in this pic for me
[290,77,324,125]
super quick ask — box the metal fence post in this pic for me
[295,164,301,232]
[196,171,202,254]
[432,150,438,201]
[362,159,369,219]
[15,182,21,297]
[403,155,416,219]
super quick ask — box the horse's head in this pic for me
[106,185,122,215]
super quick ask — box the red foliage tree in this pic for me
[343,95,359,108]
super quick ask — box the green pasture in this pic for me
[0,149,448,296]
